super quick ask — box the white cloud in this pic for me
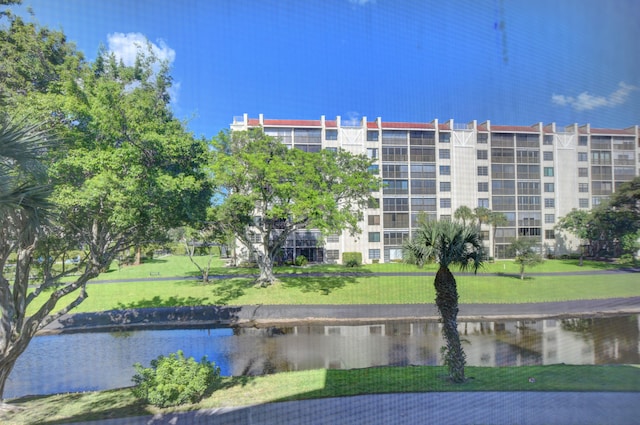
[106,32,180,105]
[552,82,637,111]
[107,32,176,67]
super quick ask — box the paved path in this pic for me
[41,297,640,335]
[68,392,640,425]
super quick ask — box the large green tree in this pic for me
[403,220,484,383]
[211,128,379,286]
[555,208,591,265]
[0,10,212,401]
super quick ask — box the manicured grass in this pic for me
[91,255,628,281]
[30,266,640,314]
[4,365,639,425]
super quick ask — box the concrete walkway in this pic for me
[41,297,640,335]
[68,392,640,425]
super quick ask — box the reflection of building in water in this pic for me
[229,317,639,375]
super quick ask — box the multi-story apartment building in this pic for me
[231,114,639,263]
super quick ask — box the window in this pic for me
[325,129,338,140]
[368,232,380,242]
[367,148,378,159]
[440,214,451,221]
[382,147,408,161]
[477,133,488,144]
[410,131,435,145]
[368,164,379,175]
[440,198,451,208]
[543,151,553,161]
[368,197,380,208]
[411,197,437,211]
[439,165,450,175]
[578,183,589,193]
[326,234,340,243]
[367,130,379,142]
[382,179,408,194]
[578,167,588,177]
[383,197,409,211]
[368,249,380,260]
[544,167,554,177]
[578,152,588,162]
[491,163,515,179]
[543,135,553,145]
[439,132,450,143]
[492,179,515,195]
[478,198,489,208]
[545,230,555,240]
[383,213,410,228]
[325,147,337,153]
[326,250,339,260]
[410,146,435,162]
[545,214,555,223]
[477,150,488,160]
[411,164,436,178]
[544,183,554,192]
[294,128,321,144]
[579,136,588,146]
[544,198,555,208]
[439,149,450,159]
[368,215,380,225]
[382,130,407,145]
[382,164,408,178]
[478,182,489,192]
[477,166,488,176]
[440,181,451,192]
[579,198,589,208]
[411,179,437,194]
[384,231,409,245]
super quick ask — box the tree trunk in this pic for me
[434,266,466,383]
[0,333,31,401]
[520,264,525,280]
[255,252,277,287]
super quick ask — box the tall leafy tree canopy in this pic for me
[0,7,212,400]
[211,128,379,286]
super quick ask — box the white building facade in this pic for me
[231,114,639,263]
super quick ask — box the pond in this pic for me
[6,315,639,399]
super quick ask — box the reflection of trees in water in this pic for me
[562,316,640,364]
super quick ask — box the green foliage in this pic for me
[294,255,308,267]
[131,350,221,408]
[211,128,379,285]
[342,252,362,267]
[509,238,544,279]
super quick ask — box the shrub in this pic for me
[342,252,362,267]
[294,255,308,266]
[131,350,221,407]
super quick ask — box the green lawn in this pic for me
[4,365,639,425]
[29,255,639,314]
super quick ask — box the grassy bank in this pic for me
[4,365,640,425]
[27,255,639,314]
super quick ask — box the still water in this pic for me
[6,315,639,399]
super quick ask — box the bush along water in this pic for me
[131,350,221,407]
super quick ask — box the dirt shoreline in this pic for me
[38,297,640,335]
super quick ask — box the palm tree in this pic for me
[453,205,474,227]
[488,211,508,259]
[473,207,491,229]
[403,220,484,383]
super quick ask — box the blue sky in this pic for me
[14,0,640,139]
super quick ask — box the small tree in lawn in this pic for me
[509,238,544,280]
[403,219,484,383]
[211,128,379,287]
